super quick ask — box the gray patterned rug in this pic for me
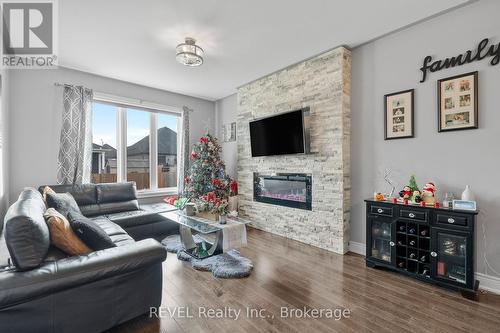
[161,234,253,279]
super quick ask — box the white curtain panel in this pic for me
[57,86,93,185]
[177,106,191,194]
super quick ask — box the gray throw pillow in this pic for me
[67,212,116,251]
[46,192,82,217]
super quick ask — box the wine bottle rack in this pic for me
[365,200,478,300]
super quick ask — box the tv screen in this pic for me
[249,109,305,157]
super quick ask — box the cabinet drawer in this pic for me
[370,205,394,217]
[400,209,427,222]
[435,213,469,227]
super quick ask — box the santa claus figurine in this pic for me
[399,186,412,200]
[422,182,436,205]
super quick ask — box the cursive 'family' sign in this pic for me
[420,38,500,82]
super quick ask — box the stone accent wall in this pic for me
[237,47,351,254]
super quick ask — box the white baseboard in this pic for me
[475,273,500,295]
[348,241,366,256]
[347,242,500,295]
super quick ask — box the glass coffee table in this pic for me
[160,210,250,259]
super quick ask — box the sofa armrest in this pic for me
[0,239,167,308]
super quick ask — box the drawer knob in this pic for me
[431,251,437,257]
[389,241,395,247]
[409,213,415,218]
[377,208,383,213]
[448,218,455,223]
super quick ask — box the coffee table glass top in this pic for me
[160,210,250,235]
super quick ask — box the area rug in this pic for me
[161,234,253,279]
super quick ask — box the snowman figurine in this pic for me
[421,182,436,205]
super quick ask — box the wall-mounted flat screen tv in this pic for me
[249,109,307,157]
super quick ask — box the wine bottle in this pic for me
[409,252,416,259]
[422,268,430,276]
[398,262,405,268]
[399,225,406,232]
[408,228,416,234]
[409,240,416,246]
[420,229,428,236]
[397,240,405,246]
[420,255,427,262]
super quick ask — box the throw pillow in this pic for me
[67,212,116,251]
[42,186,56,207]
[46,192,82,217]
[43,208,92,256]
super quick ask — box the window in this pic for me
[91,96,180,192]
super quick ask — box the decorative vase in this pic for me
[228,195,239,212]
[219,215,227,225]
[461,185,475,201]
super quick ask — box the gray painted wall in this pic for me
[215,93,238,178]
[216,0,500,277]
[7,67,215,202]
[0,70,10,223]
[351,0,500,277]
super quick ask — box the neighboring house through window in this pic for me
[91,94,180,193]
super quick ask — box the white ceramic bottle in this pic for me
[461,185,475,201]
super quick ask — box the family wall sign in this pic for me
[420,38,500,82]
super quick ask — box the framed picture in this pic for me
[384,89,414,140]
[438,71,478,132]
[222,122,236,142]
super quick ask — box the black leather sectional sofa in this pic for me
[0,182,178,333]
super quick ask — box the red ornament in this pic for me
[184,177,190,184]
[190,151,198,159]
[163,196,177,205]
[230,180,238,195]
[206,192,215,202]
[212,178,221,186]
[199,136,209,143]
[434,202,440,208]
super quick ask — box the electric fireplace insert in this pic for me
[253,173,312,210]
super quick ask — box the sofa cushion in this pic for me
[4,188,50,270]
[46,192,82,217]
[68,213,116,251]
[89,216,135,247]
[97,182,137,203]
[43,208,92,256]
[39,184,97,206]
[106,210,163,229]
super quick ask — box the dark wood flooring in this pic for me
[110,227,500,333]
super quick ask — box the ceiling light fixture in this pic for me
[176,37,204,67]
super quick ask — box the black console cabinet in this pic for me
[365,199,479,299]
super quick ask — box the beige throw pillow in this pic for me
[43,208,92,256]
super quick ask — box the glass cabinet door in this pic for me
[369,219,394,263]
[432,230,468,285]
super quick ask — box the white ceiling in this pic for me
[59,0,471,101]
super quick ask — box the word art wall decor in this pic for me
[420,38,500,82]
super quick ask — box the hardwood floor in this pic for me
[110,228,500,333]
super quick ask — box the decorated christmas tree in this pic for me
[184,134,231,215]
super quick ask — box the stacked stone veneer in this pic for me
[237,47,351,254]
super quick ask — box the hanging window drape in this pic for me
[56,86,93,185]
[177,106,191,194]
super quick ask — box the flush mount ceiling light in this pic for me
[176,37,204,67]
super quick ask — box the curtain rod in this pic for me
[55,82,193,113]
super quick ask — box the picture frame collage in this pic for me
[384,71,478,140]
